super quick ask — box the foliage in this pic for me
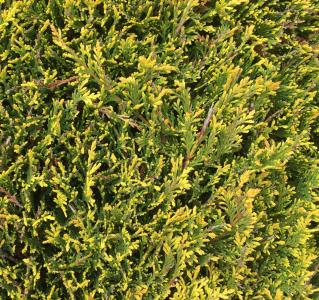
[0,0,319,299]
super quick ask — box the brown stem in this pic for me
[182,103,215,169]
[0,187,23,208]
[46,76,79,90]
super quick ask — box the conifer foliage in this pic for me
[0,0,319,299]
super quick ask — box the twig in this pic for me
[5,76,79,95]
[35,76,79,90]
[46,76,79,90]
[99,107,141,130]
[0,187,23,208]
[182,103,215,169]
[197,103,215,141]
[264,108,285,124]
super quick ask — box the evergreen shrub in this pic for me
[0,0,319,299]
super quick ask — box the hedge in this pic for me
[0,0,319,299]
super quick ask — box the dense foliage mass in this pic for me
[0,0,319,299]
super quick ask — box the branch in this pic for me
[5,76,79,94]
[182,103,215,169]
[196,103,215,142]
[0,187,23,208]
[46,76,79,90]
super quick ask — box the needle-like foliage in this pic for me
[0,0,318,299]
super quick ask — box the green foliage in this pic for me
[0,0,319,299]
